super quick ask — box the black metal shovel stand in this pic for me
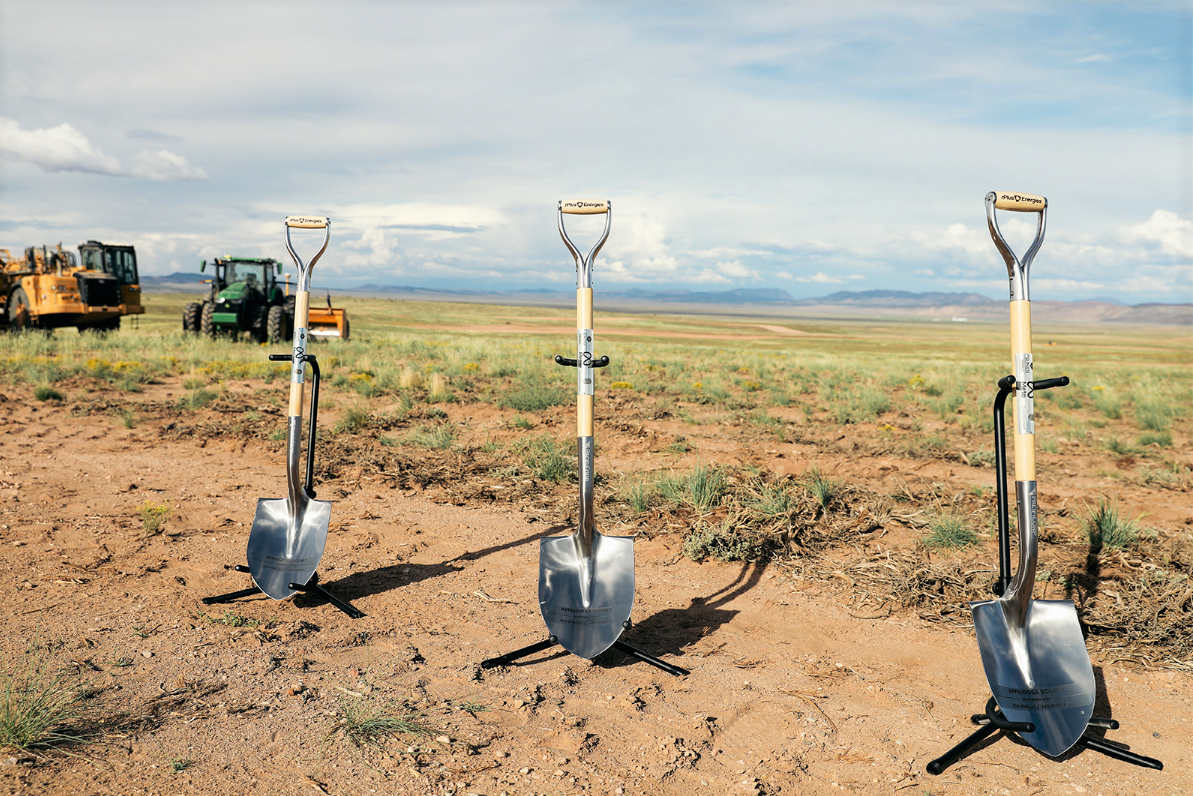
[927,375,1160,775]
[481,624,689,678]
[480,352,688,678]
[202,353,364,620]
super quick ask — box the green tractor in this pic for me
[182,257,294,343]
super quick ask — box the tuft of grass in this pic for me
[33,385,64,401]
[427,373,453,403]
[199,610,260,628]
[115,407,139,428]
[402,424,455,450]
[621,478,655,514]
[656,462,727,513]
[139,501,171,536]
[512,414,532,430]
[179,388,216,411]
[1138,431,1173,448]
[0,647,97,753]
[171,758,194,773]
[1135,401,1172,432]
[1105,437,1137,456]
[1091,390,1121,419]
[923,515,981,549]
[515,435,575,483]
[499,383,570,412]
[742,478,797,521]
[805,467,840,515]
[335,403,372,434]
[326,694,434,752]
[1084,499,1139,552]
[682,516,760,563]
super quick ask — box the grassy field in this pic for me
[2,292,1190,659]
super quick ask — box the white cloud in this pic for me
[914,269,935,276]
[0,117,121,175]
[0,117,208,182]
[601,213,679,282]
[716,260,759,279]
[1123,210,1193,258]
[795,271,843,284]
[129,149,209,181]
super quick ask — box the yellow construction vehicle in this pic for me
[0,241,144,332]
[280,274,350,340]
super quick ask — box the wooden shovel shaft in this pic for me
[1009,300,1035,481]
[577,288,594,437]
[288,290,311,418]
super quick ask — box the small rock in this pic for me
[140,650,154,658]
[518,767,530,774]
[494,751,509,759]
[3,757,18,766]
[553,769,565,777]
[436,735,451,744]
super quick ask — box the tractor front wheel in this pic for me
[200,302,217,337]
[182,302,201,333]
[7,288,34,332]
[267,304,288,344]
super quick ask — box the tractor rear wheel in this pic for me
[7,288,33,332]
[182,302,201,333]
[200,301,216,337]
[341,314,350,341]
[267,304,288,344]
[250,305,269,343]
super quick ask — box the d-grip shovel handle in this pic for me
[558,200,611,290]
[985,191,1046,303]
[283,216,330,421]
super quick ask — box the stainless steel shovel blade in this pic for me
[971,597,1095,757]
[247,418,332,600]
[248,496,331,600]
[539,531,634,659]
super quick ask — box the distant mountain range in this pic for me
[139,274,1191,325]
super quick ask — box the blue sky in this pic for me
[1,1,1189,302]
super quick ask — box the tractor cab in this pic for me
[77,241,145,321]
[187,257,288,342]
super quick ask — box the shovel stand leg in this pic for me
[481,631,689,677]
[929,377,1161,774]
[201,565,365,619]
[200,354,363,620]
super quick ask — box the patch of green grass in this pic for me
[1091,390,1121,419]
[0,646,97,753]
[115,407,139,428]
[923,515,981,549]
[326,694,434,752]
[682,517,761,563]
[741,478,797,521]
[199,611,260,628]
[515,435,575,483]
[805,467,840,515]
[1138,431,1173,448]
[139,501,171,536]
[657,462,727,513]
[512,414,533,430]
[33,385,63,401]
[1135,401,1172,432]
[498,384,570,412]
[335,403,372,434]
[171,758,194,773]
[1105,437,1137,456]
[179,388,216,410]
[1084,499,1139,551]
[402,424,455,450]
[621,478,655,514]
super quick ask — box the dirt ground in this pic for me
[0,373,1188,796]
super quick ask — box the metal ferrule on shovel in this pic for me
[537,199,635,659]
[246,216,333,600]
[970,192,1095,757]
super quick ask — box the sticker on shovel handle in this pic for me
[1015,353,1034,435]
[577,329,594,395]
[291,328,308,384]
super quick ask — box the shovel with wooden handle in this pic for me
[969,192,1096,757]
[247,216,333,600]
[537,199,636,660]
